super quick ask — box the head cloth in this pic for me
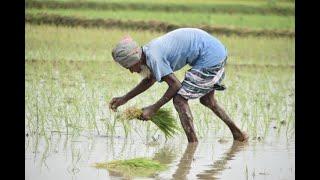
[111,36,142,68]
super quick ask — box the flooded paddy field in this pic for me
[25,2,294,177]
[25,58,294,179]
[26,128,294,180]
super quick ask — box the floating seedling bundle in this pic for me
[118,107,180,139]
[94,158,167,178]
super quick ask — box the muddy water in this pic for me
[25,124,294,180]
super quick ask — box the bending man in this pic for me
[109,28,248,143]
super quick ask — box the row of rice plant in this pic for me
[26,8,294,30]
[26,0,294,15]
[28,0,295,8]
[26,58,294,142]
[25,24,295,66]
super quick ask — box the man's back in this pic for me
[142,28,227,82]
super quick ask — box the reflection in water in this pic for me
[196,141,247,179]
[153,146,176,165]
[172,143,198,180]
[26,131,294,180]
[171,141,247,180]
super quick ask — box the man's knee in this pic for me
[173,95,193,119]
[200,96,217,109]
[173,95,190,110]
[200,96,210,106]
[173,94,185,105]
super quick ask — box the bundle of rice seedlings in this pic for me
[94,158,167,178]
[119,107,180,139]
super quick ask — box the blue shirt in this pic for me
[142,28,228,82]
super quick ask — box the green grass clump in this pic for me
[94,157,167,178]
[121,107,180,139]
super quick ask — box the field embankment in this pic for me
[25,13,294,38]
[26,0,294,16]
[27,8,294,30]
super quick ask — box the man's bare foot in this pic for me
[233,131,249,142]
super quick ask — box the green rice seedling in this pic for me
[118,107,180,139]
[94,157,167,178]
[120,116,131,138]
[25,24,294,140]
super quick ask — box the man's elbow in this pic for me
[171,82,182,91]
[143,76,156,85]
[162,74,181,91]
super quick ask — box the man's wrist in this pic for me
[122,94,130,102]
[153,96,170,110]
[151,103,161,111]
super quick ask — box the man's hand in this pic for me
[109,96,127,111]
[139,105,158,121]
[109,77,156,112]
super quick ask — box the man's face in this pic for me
[128,61,141,73]
[127,61,151,78]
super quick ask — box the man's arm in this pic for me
[153,73,182,109]
[141,73,181,119]
[123,76,156,101]
[109,76,156,111]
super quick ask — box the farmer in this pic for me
[109,28,248,143]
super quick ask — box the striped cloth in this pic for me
[177,58,227,99]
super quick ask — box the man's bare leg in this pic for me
[173,94,198,143]
[200,90,248,141]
